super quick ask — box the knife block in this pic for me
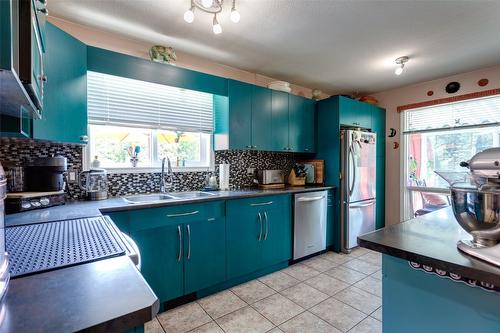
[288,170,306,186]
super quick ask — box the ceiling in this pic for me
[47,0,500,94]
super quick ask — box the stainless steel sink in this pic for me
[123,193,178,204]
[169,191,217,199]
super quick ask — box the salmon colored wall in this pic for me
[373,64,500,226]
[48,16,330,100]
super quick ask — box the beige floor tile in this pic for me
[332,286,382,314]
[188,321,224,333]
[319,251,352,265]
[145,317,164,333]
[370,269,382,281]
[342,259,380,275]
[371,307,382,321]
[198,290,246,319]
[216,306,274,333]
[301,256,339,272]
[304,274,350,296]
[231,280,276,304]
[324,266,367,284]
[349,316,382,333]
[282,263,320,281]
[157,302,212,333]
[310,298,367,332]
[252,293,305,326]
[267,328,283,333]
[353,276,382,297]
[280,283,329,309]
[358,252,383,266]
[279,311,341,333]
[259,271,301,291]
[348,247,371,258]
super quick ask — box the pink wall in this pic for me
[48,16,330,100]
[373,64,500,226]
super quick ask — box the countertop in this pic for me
[1,256,159,333]
[5,186,334,227]
[358,207,500,286]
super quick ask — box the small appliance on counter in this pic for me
[79,169,108,201]
[203,172,219,191]
[25,155,68,191]
[0,162,10,308]
[5,191,66,214]
[257,170,285,189]
[437,148,500,267]
[2,162,26,192]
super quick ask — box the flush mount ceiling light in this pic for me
[184,0,241,34]
[394,56,409,75]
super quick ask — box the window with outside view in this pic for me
[402,95,500,219]
[86,71,214,169]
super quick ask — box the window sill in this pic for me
[102,167,213,174]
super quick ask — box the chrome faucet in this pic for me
[160,157,173,193]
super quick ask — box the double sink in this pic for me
[123,191,217,204]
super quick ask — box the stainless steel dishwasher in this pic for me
[293,190,328,260]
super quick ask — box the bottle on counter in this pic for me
[219,163,230,191]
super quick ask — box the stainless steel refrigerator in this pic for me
[340,129,377,252]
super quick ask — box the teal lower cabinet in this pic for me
[226,195,292,280]
[383,255,500,333]
[184,216,226,294]
[326,190,336,248]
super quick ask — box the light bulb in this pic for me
[201,0,213,8]
[394,65,404,75]
[230,8,240,23]
[213,22,222,34]
[183,8,194,23]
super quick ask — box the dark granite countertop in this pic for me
[358,207,500,286]
[6,186,334,227]
[1,256,159,333]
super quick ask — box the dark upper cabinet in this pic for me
[33,23,88,144]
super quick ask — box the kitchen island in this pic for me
[359,207,500,333]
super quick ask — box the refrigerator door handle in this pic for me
[350,200,376,208]
[348,144,356,197]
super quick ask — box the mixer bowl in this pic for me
[451,186,500,246]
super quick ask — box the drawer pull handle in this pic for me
[297,196,325,202]
[250,201,273,207]
[207,218,215,222]
[177,225,182,262]
[167,210,199,218]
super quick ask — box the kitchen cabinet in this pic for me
[251,85,273,151]
[271,90,290,152]
[0,107,32,138]
[226,79,252,149]
[326,190,336,247]
[289,94,315,153]
[33,23,88,144]
[339,97,372,129]
[226,195,291,279]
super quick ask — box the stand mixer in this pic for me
[438,148,500,267]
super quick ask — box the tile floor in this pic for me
[146,248,382,333]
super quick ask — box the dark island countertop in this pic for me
[358,207,500,286]
[5,186,334,227]
[1,256,159,333]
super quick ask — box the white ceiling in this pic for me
[47,0,500,94]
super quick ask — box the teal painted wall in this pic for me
[383,255,500,333]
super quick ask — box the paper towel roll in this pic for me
[219,163,230,190]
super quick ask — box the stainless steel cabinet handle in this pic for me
[263,212,269,240]
[167,210,199,218]
[80,135,89,143]
[297,196,325,202]
[38,74,47,82]
[187,224,191,260]
[257,212,263,241]
[246,145,251,148]
[207,218,215,222]
[350,200,376,208]
[250,201,273,206]
[177,225,182,262]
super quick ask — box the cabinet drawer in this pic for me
[128,201,225,231]
[227,194,289,212]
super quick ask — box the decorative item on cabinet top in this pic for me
[149,45,177,64]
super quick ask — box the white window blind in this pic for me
[404,95,500,133]
[87,71,214,133]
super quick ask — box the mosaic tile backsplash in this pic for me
[0,138,299,200]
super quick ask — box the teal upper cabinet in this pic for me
[33,23,87,144]
[271,90,290,152]
[289,94,315,153]
[33,0,47,52]
[251,85,273,151]
[339,97,371,129]
[371,105,386,157]
[227,79,252,149]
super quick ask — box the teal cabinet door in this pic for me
[271,91,290,152]
[226,200,262,279]
[131,224,184,303]
[302,98,316,153]
[251,86,272,151]
[371,105,386,157]
[184,217,226,294]
[339,97,371,129]
[34,23,87,144]
[326,190,335,247]
[260,197,292,267]
[228,79,252,150]
[289,95,316,153]
[376,156,385,229]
